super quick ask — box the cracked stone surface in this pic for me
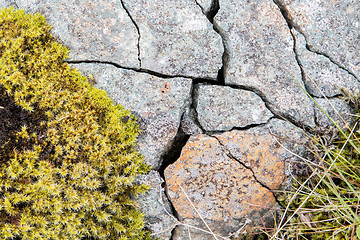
[122,0,223,78]
[195,85,273,131]
[211,0,315,127]
[72,63,192,170]
[165,134,277,239]
[14,0,140,68]
[195,0,213,14]
[180,108,203,136]
[133,171,177,240]
[165,119,306,239]
[1,1,358,239]
[280,0,360,79]
[314,98,355,130]
[293,29,360,98]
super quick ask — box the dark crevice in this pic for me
[119,0,142,68]
[66,60,195,79]
[204,116,276,135]
[194,0,229,86]
[195,0,219,24]
[272,0,303,34]
[189,84,206,133]
[158,121,190,180]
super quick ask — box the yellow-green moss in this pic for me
[0,7,151,240]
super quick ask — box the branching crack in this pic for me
[272,0,359,82]
[120,0,142,68]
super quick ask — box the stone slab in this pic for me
[195,85,273,131]
[72,63,192,170]
[16,0,140,68]
[214,0,315,127]
[281,0,360,79]
[165,134,276,239]
[293,29,360,97]
[122,0,223,78]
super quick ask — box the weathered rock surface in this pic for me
[165,134,276,239]
[166,119,307,239]
[212,0,315,127]
[122,0,223,78]
[0,0,17,8]
[195,85,273,131]
[280,0,360,79]
[314,98,354,130]
[134,171,177,240]
[15,0,140,68]
[180,108,203,136]
[293,29,360,97]
[72,63,192,170]
[195,0,213,14]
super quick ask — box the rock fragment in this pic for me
[213,0,314,126]
[165,134,277,239]
[195,85,273,131]
[134,171,177,240]
[16,0,140,68]
[281,0,360,79]
[73,63,192,170]
[314,98,354,130]
[122,0,223,78]
[293,29,360,97]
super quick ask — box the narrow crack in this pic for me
[66,60,196,79]
[204,116,276,135]
[119,0,142,68]
[272,0,359,82]
[193,81,313,131]
[208,134,275,194]
[305,44,359,82]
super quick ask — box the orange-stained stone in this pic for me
[164,134,275,225]
[215,129,286,190]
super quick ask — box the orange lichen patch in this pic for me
[216,130,286,190]
[164,134,275,223]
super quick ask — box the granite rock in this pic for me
[314,98,354,130]
[195,0,213,14]
[134,171,177,240]
[122,0,223,78]
[212,0,315,127]
[280,0,360,79]
[195,85,273,131]
[0,0,17,8]
[15,0,140,68]
[72,63,192,170]
[180,108,203,136]
[293,29,360,97]
[165,134,277,239]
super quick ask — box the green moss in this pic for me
[0,7,151,240]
